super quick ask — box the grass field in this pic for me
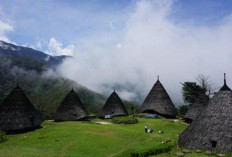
[0,118,219,157]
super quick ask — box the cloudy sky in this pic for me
[1,0,232,105]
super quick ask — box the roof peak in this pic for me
[70,88,76,93]
[224,73,226,85]
[112,90,117,94]
[15,82,20,89]
[220,73,231,91]
[155,75,162,83]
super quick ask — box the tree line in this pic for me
[178,74,218,118]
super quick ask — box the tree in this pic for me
[130,106,134,114]
[178,105,189,118]
[181,82,206,104]
[196,74,218,97]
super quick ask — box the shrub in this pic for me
[0,129,6,143]
[177,105,189,118]
[131,147,171,157]
[132,113,147,118]
[118,144,172,157]
[112,116,138,124]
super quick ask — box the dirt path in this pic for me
[95,122,112,125]
[60,142,76,157]
[180,122,189,126]
[107,139,138,157]
[107,133,153,157]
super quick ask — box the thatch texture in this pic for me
[102,91,128,117]
[178,76,232,153]
[141,80,177,118]
[0,85,43,134]
[184,93,209,123]
[55,89,89,121]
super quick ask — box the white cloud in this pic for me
[116,43,122,49]
[45,37,75,56]
[36,41,42,49]
[53,0,232,105]
[44,55,50,62]
[23,37,46,51]
[0,21,14,43]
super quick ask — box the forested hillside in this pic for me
[0,41,137,119]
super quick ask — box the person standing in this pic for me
[145,125,148,133]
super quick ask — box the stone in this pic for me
[176,152,184,157]
[196,149,201,153]
[217,154,226,157]
[165,138,172,143]
[205,150,212,155]
[182,149,191,153]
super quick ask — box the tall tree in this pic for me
[196,74,218,97]
[181,82,206,104]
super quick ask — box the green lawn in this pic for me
[0,118,214,157]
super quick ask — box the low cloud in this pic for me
[52,0,232,105]
[0,21,14,43]
[49,0,232,105]
[53,0,232,105]
[45,38,75,56]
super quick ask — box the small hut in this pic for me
[55,89,89,121]
[102,91,128,117]
[0,84,43,134]
[178,74,232,153]
[141,77,177,118]
[184,93,209,123]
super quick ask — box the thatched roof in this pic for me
[55,89,89,121]
[102,91,128,117]
[184,93,209,123]
[178,74,232,153]
[0,84,43,134]
[140,78,177,118]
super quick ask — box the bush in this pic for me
[132,113,147,118]
[118,144,172,157]
[0,129,6,143]
[131,147,171,157]
[112,116,138,124]
[177,105,189,118]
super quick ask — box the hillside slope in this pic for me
[0,40,68,67]
[0,41,137,118]
[0,54,106,117]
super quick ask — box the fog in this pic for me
[54,0,232,106]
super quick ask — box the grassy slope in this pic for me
[1,118,223,157]
[0,118,186,157]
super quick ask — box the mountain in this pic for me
[0,41,137,118]
[0,40,69,67]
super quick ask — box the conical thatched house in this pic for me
[102,91,128,117]
[178,74,232,153]
[0,84,43,134]
[55,89,89,121]
[141,78,177,118]
[184,93,209,123]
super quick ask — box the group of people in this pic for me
[144,125,153,133]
